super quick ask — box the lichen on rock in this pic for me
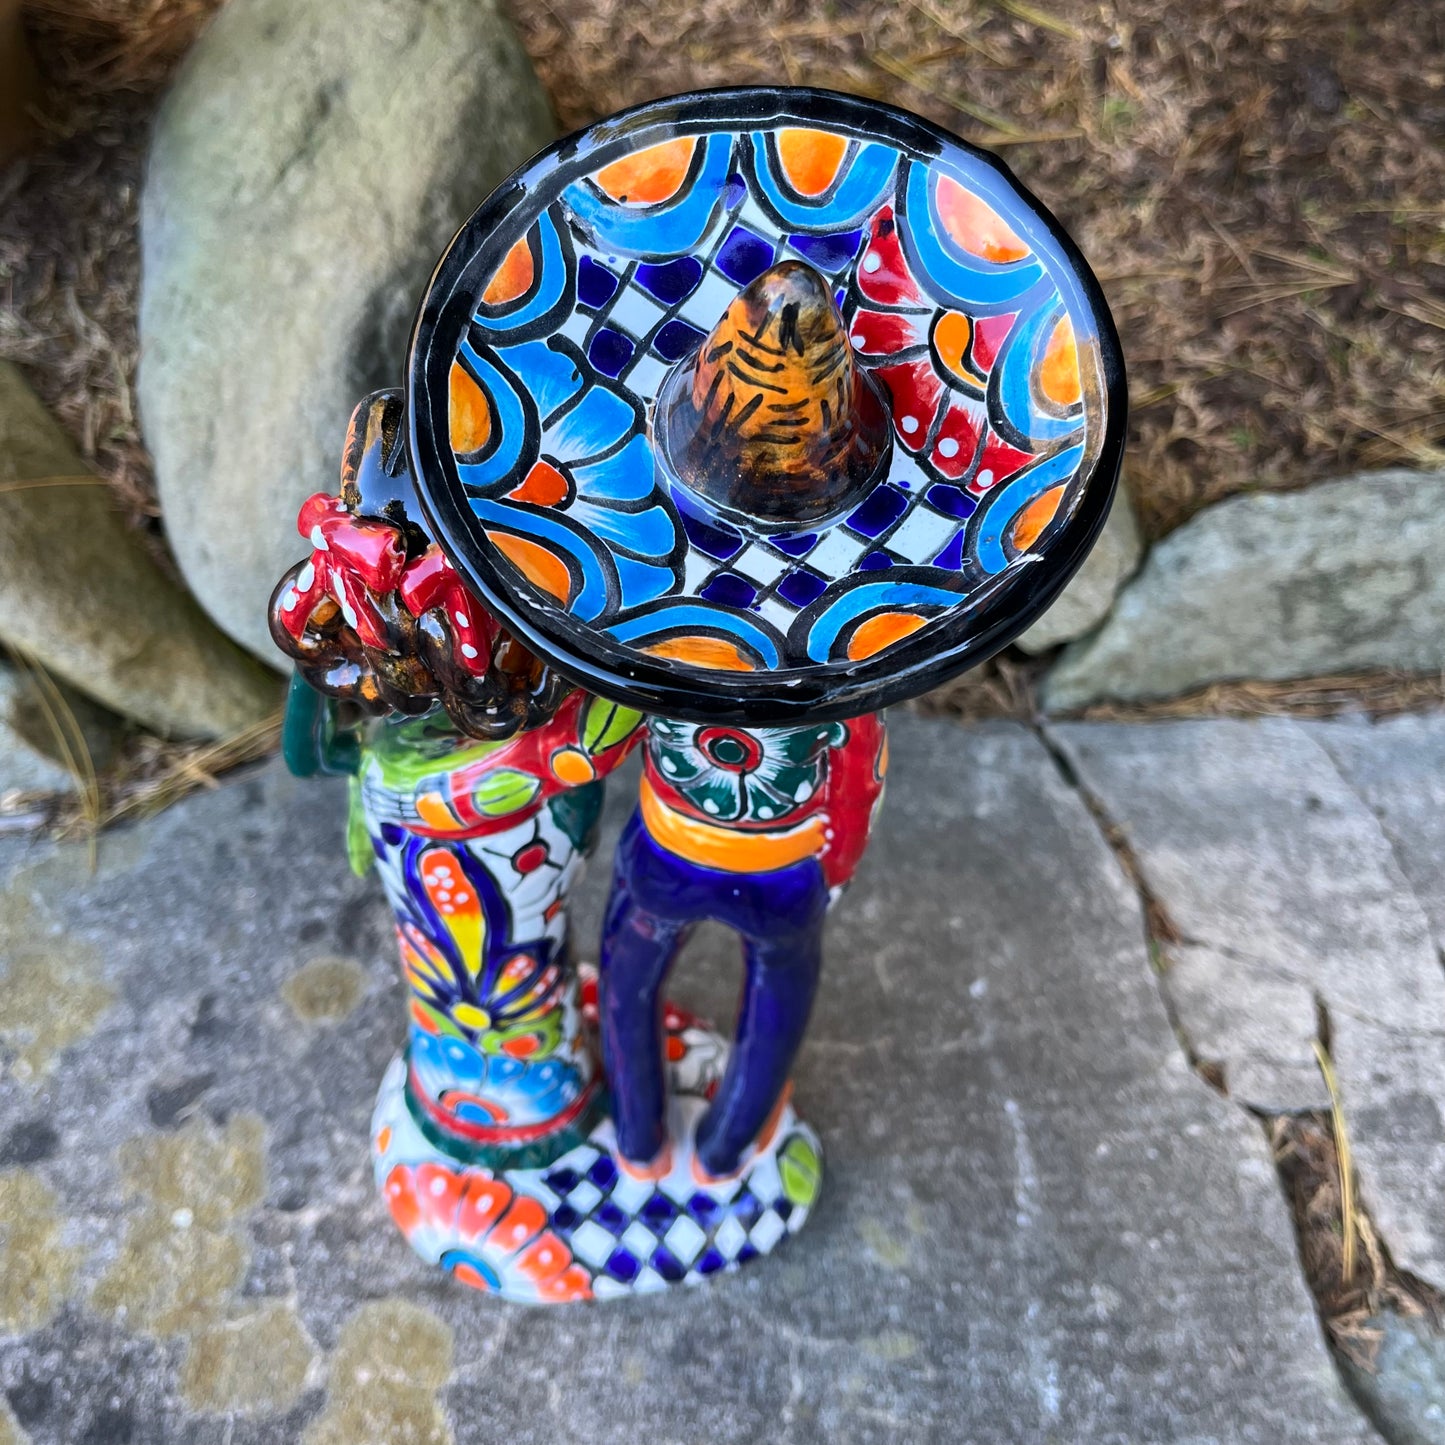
[282,955,368,1023]
[303,1300,455,1445]
[117,1112,266,1231]
[0,1170,81,1332]
[180,1303,317,1414]
[90,1207,248,1336]
[0,879,111,1079]
[93,1114,268,1337]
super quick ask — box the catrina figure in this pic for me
[270,87,1124,1302]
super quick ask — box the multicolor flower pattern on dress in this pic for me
[360,695,642,1163]
[373,968,822,1304]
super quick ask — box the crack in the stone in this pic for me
[1034,716,1442,1439]
[1271,1003,1445,1367]
[1166,929,1445,1043]
[1031,722,1205,1076]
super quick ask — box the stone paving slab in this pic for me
[0,713,1368,1443]
[1303,715,1445,963]
[1051,716,1445,1290]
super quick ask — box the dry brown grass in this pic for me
[911,651,1045,720]
[1272,1108,1443,1368]
[0,0,224,549]
[52,708,282,835]
[918,661,1445,724]
[1066,668,1445,720]
[510,0,1445,537]
[3,0,1442,549]
[1,645,102,855]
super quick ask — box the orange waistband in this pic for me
[638,774,827,873]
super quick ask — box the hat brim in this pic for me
[408,86,1126,724]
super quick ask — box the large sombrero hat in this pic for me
[407,87,1126,723]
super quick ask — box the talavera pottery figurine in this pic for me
[269,87,1126,1303]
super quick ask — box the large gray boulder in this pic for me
[1044,470,1445,710]
[138,0,555,663]
[0,364,280,739]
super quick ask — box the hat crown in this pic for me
[658,260,891,526]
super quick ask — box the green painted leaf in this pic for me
[778,1133,823,1208]
[582,697,645,756]
[472,769,542,817]
[414,999,466,1040]
[477,1014,564,1059]
[369,709,507,790]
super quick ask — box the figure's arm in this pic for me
[280,672,361,778]
[268,389,571,745]
[818,712,888,888]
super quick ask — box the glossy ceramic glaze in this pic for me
[268,394,832,1299]
[407,87,1126,724]
[602,712,885,1177]
[356,706,824,1302]
[269,85,1124,1303]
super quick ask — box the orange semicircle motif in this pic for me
[449,361,492,456]
[1010,484,1067,552]
[846,611,929,661]
[487,531,573,603]
[1039,314,1082,407]
[641,635,758,672]
[594,137,697,206]
[935,176,1030,264]
[482,236,535,306]
[776,128,850,197]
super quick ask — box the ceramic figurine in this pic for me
[595,266,892,1180]
[270,87,1125,1301]
[271,393,825,1301]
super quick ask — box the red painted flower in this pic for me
[383,1161,592,1302]
[849,206,1035,496]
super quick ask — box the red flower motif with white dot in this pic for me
[849,206,1035,494]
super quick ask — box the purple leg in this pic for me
[600,818,690,1165]
[600,810,828,1173]
[694,923,823,1176]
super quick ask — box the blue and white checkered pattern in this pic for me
[530,1106,808,1297]
[372,992,822,1302]
[561,197,973,638]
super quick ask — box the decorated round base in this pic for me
[371,988,823,1303]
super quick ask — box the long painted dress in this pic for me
[360,692,642,1168]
